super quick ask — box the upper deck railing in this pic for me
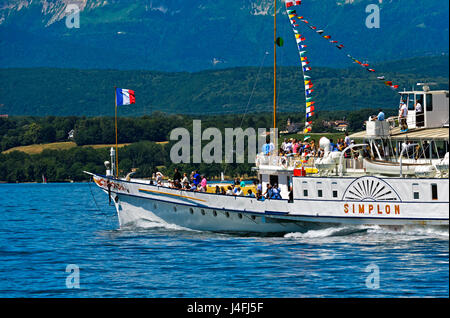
[255,153,315,169]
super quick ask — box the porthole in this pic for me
[189,208,194,214]
[213,210,217,217]
[225,212,230,218]
[153,203,157,209]
[238,213,243,219]
[251,215,256,220]
[173,206,177,212]
[201,209,206,215]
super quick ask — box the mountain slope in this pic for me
[0,56,448,116]
[0,0,448,71]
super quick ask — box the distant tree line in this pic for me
[0,108,399,182]
[0,108,396,153]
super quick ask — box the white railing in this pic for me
[255,153,314,169]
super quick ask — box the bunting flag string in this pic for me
[291,5,400,90]
[285,0,314,133]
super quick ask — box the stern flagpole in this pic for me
[114,87,119,178]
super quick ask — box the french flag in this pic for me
[116,88,135,106]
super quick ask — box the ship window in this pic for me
[190,208,194,214]
[201,209,206,215]
[303,181,308,197]
[408,93,415,110]
[238,213,243,219]
[431,184,438,200]
[412,183,419,200]
[332,182,338,198]
[225,212,230,218]
[213,210,217,217]
[426,94,433,111]
[317,182,323,198]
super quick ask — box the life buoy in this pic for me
[279,157,288,168]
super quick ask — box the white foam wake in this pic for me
[284,225,369,239]
[285,225,449,240]
[119,209,195,232]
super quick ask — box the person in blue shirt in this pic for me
[329,139,337,152]
[193,170,201,186]
[271,184,282,199]
[262,143,271,155]
[264,184,273,199]
[377,109,385,121]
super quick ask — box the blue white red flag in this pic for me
[116,88,135,106]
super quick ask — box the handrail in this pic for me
[399,143,418,177]
[338,144,368,176]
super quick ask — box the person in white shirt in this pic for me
[399,102,408,132]
[344,132,351,146]
[415,100,424,127]
[235,187,244,196]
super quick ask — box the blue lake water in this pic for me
[0,183,448,298]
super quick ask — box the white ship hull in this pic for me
[91,173,449,234]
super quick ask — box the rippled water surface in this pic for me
[0,183,448,297]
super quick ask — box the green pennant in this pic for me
[276,37,284,47]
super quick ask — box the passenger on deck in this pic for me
[155,171,163,186]
[246,189,255,198]
[193,170,201,186]
[344,132,351,146]
[256,181,262,193]
[377,109,385,121]
[415,100,424,127]
[235,187,244,196]
[271,184,282,199]
[256,190,265,201]
[215,185,221,194]
[399,101,409,132]
[181,173,189,186]
[200,175,207,191]
[240,178,246,189]
[226,186,234,195]
[264,184,273,199]
[173,168,181,183]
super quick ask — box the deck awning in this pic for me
[349,127,449,141]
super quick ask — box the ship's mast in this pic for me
[273,0,277,152]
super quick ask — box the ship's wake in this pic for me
[284,224,449,241]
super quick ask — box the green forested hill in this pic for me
[0,56,448,117]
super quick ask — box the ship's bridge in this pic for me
[398,88,449,129]
[351,88,449,140]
